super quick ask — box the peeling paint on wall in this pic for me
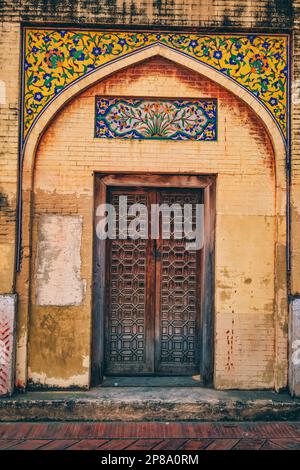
[35,215,86,306]
[28,369,90,389]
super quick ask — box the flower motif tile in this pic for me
[95,98,217,141]
[23,29,289,143]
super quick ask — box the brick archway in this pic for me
[16,44,288,391]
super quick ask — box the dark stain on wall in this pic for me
[130,1,138,22]
[0,192,15,241]
[0,193,9,209]
[259,0,294,27]
[222,15,233,27]
[154,0,163,13]
[274,0,293,19]
[0,1,294,28]
[105,0,117,19]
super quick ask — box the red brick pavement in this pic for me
[0,422,300,450]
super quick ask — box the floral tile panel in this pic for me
[95,98,217,141]
[23,30,288,143]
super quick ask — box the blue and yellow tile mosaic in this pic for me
[23,29,289,144]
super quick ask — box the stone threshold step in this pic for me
[1,387,300,422]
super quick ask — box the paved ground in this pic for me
[0,422,300,450]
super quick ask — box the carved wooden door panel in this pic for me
[104,188,201,376]
[155,190,201,375]
[105,188,155,374]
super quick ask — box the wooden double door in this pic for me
[104,187,203,376]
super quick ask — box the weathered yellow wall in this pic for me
[0,0,295,393]
[0,22,20,294]
[27,56,280,389]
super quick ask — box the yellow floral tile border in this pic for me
[23,29,289,143]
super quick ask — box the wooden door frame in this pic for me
[92,173,216,387]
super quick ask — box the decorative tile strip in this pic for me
[23,30,288,143]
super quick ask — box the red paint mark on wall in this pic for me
[225,319,234,372]
[0,296,16,396]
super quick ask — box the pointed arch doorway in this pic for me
[17,42,287,392]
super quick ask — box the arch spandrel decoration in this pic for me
[23,29,289,147]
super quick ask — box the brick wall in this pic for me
[291,1,300,295]
[0,0,297,392]
[0,21,20,294]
